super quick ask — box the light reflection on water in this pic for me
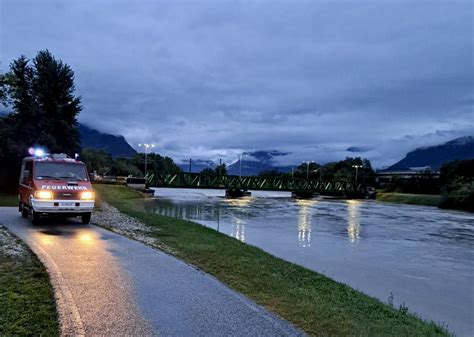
[296,199,315,247]
[347,200,361,243]
[146,188,474,337]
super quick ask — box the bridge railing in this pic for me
[148,172,363,194]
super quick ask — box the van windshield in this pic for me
[35,162,88,181]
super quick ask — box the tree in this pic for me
[131,153,181,176]
[0,50,82,189]
[32,50,81,154]
[215,163,227,176]
[1,50,81,155]
[259,169,287,178]
[200,168,216,177]
[439,159,474,211]
[81,148,113,176]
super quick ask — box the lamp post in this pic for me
[303,161,315,179]
[352,164,363,186]
[138,143,155,177]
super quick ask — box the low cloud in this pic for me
[1,0,473,168]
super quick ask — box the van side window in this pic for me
[22,161,32,184]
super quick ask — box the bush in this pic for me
[439,178,474,212]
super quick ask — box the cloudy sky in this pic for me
[1,0,473,168]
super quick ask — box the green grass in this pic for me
[95,184,451,337]
[376,192,442,207]
[0,226,59,336]
[0,192,18,207]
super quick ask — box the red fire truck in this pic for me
[18,152,95,224]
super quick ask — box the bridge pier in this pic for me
[291,190,315,199]
[225,188,252,198]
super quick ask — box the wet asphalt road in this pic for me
[0,207,302,336]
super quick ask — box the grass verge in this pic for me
[376,192,442,207]
[95,184,451,337]
[0,225,59,336]
[0,192,18,207]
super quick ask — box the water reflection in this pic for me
[231,219,246,242]
[224,197,253,208]
[296,199,316,248]
[347,200,361,243]
[226,198,253,242]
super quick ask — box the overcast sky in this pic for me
[1,0,473,168]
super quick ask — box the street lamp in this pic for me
[352,164,363,185]
[138,143,155,177]
[302,161,315,179]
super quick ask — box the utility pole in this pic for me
[303,161,315,179]
[138,143,155,177]
[189,158,192,173]
[219,158,222,178]
[239,153,246,179]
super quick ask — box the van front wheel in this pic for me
[21,204,29,218]
[81,213,91,224]
[31,210,40,225]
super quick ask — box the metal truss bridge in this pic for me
[147,172,364,197]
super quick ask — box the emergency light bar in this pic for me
[29,147,45,157]
[28,148,74,160]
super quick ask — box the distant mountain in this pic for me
[387,136,474,171]
[227,151,292,176]
[179,159,216,173]
[227,160,292,176]
[78,124,137,158]
[180,151,293,176]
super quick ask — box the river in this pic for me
[147,188,474,336]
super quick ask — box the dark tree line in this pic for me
[438,159,474,211]
[200,164,228,178]
[80,149,181,178]
[258,157,375,186]
[0,50,81,190]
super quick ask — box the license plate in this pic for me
[61,202,74,207]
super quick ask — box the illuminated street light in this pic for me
[138,143,155,177]
[352,164,363,186]
[302,161,315,179]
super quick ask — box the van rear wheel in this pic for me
[81,212,91,224]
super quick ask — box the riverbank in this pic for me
[0,224,59,335]
[95,184,451,337]
[376,192,442,207]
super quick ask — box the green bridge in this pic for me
[146,172,366,198]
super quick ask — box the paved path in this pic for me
[0,207,302,336]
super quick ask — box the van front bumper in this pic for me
[31,198,95,213]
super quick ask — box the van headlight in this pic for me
[81,191,94,200]
[35,190,53,200]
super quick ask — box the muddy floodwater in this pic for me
[147,188,474,336]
